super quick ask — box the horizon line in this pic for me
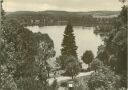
[6,9,120,13]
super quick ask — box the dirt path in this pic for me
[48,71,94,85]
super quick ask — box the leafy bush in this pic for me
[81,50,94,65]
[87,65,121,90]
[65,56,81,79]
[60,82,68,87]
[90,59,103,71]
[51,79,58,90]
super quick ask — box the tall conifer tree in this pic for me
[61,22,78,58]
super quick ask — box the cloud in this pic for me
[3,0,122,12]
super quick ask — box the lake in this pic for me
[27,26,103,60]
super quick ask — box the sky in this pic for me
[3,0,125,12]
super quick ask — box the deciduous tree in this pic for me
[65,56,81,79]
[81,50,94,65]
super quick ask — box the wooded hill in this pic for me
[6,11,119,26]
[6,10,120,17]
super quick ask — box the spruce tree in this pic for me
[61,22,78,58]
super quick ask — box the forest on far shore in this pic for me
[6,10,119,26]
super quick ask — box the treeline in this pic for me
[6,11,118,27]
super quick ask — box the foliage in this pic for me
[0,2,18,89]
[119,0,127,3]
[16,77,46,90]
[6,11,118,27]
[60,82,68,87]
[0,2,56,89]
[90,59,103,71]
[56,55,69,69]
[81,50,94,64]
[1,0,5,25]
[119,6,127,25]
[65,56,81,79]
[97,49,109,65]
[61,23,78,58]
[34,32,55,62]
[104,17,127,74]
[96,4,127,88]
[34,32,55,78]
[87,65,121,90]
[51,79,58,90]
[2,19,37,79]
[0,18,55,90]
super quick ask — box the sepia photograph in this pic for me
[0,0,128,90]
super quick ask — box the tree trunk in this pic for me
[48,71,49,78]
[72,76,74,79]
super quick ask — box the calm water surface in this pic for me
[27,26,103,59]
